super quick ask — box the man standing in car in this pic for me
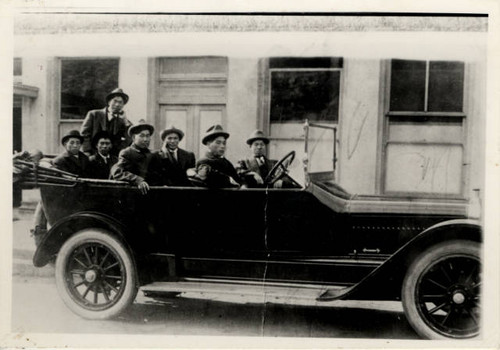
[152,126,196,186]
[80,88,132,156]
[111,120,155,194]
[87,131,118,179]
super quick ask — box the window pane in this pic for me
[270,70,340,123]
[13,58,22,76]
[428,61,464,112]
[389,59,426,111]
[160,57,227,75]
[61,59,119,120]
[269,57,343,69]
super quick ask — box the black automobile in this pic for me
[21,122,481,340]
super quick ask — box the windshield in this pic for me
[304,120,337,182]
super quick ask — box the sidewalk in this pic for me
[12,193,54,278]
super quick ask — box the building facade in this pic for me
[13,14,487,205]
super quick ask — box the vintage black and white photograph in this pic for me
[2,1,499,348]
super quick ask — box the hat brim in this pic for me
[161,129,185,141]
[202,132,230,145]
[106,92,129,104]
[246,137,270,145]
[61,135,84,145]
[128,124,155,136]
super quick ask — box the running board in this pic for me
[141,280,350,302]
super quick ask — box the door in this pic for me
[160,104,226,158]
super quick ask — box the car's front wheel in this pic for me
[55,228,138,319]
[402,240,481,339]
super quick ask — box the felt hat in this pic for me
[161,126,185,142]
[61,130,84,145]
[91,131,113,149]
[246,130,270,145]
[128,119,154,137]
[202,124,230,145]
[105,88,129,104]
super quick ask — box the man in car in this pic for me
[111,120,155,194]
[80,88,132,156]
[237,130,290,188]
[87,131,118,179]
[194,124,240,188]
[53,130,90,176]
[152,126,195,186]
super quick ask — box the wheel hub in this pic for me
[452,290,466,305]
[85,269,98,283]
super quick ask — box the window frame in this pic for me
[59,57,120,122]
[267,67,343,126]
[380,59,469,199]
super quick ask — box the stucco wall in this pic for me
[337,59,381,195]
[225,58,259,163]
[20,57,49,153]
[119,57,148,125]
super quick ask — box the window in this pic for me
[269,57,342,123]
[389,59,464,112]
[13,58,22,76]
[60,59,119,120]
[383,59,466,197]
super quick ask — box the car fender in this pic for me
[33,211,130,267]
[318,219,482,301]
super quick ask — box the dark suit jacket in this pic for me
[53,151,90,177]
[196,152,240,188]
[80,107,132,154]
[87,153,118,179]
[111,144,154,185]
[150,148,196,186]
[237,156,276,187]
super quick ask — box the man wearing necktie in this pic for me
[80,88,132,156]
[237,130,284,188]
[151,126,196,186]
[87,131,118,179]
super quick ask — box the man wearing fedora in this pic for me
[80,88,132,156]
[152,126,196,186]
[237,130,287,188]
[53,130,90,176]
[87,131,118,179]
[111,120,156,194]
[195,124,240,188]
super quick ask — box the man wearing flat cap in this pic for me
[53,130,90,177]
[87,131,118,179]
[111,120,156,194]
[237,130,287,188]
[195,124,240,188]
[80,88,132,156]
[151,126,196,186]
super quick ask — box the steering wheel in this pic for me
[264,151,296,186]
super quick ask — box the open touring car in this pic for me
[20,121,481,340]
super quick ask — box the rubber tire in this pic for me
[402,240,481,340]
[55,228,138,320]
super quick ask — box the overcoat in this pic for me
[196,152,240,188]
[111,144,154,185]
[87,153,118,179]
[80,107,132,154]
[52,151,90,177]
[150,148,196,186]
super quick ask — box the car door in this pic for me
[264,189,376,285]
[163,187,270,281]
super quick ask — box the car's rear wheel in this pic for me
[55,228,138,319]
[402,240,481,339]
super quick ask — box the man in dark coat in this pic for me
[87,131,118,179]
[195,124,240,188]
[80,88,132,156]
[237,130,295,188]
[53,130,90,177]
[111,120,155,194]
[152,126,195,186]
